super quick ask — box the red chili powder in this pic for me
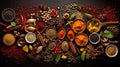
[82,6,118,21]
[102,7,118,21]
[37,21,46,33]
[15,6,41,16]
[0,45,26,64]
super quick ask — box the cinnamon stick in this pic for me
[37,33,46,47]
[3,25,21,32]
[68,41,77,54]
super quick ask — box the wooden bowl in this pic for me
[3,33,16,46]
[87,18,101,33]
[45,28,57,40]
[75,33,88,47]
[36,21,46,33]
[58,28,66,39]
[71,19,86,33]
[67,29,75,41]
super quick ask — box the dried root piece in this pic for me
[86,44,104,60]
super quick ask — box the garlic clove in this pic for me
[29,45,33,51]
[36,46,43,53]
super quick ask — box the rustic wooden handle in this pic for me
[109,41,118,44]
[68,41,77,54]
[3,25,21,32]
[102,21,119,25]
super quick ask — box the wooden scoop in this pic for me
[100,21,119,26]
[87,18,119,33]
[67,29,81,54]
[98,20,119,32]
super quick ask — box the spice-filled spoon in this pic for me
[36,21,46,47]
[101,37,118,46]
[87,18,119,33]
[67,29,80,54]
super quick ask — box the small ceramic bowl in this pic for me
[105,44,118,58]
[89,32,100,44]
[25,32,36,43]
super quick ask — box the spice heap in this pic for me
[0,3,119,64]
[0,45,26,64]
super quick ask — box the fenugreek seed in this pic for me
[41,13,44,15]
[48,11,51,13]
[39,10,42,13]
[57,7,60,9]
[45,20,47,22]
[44,11,47,13]
[49,17,52,19]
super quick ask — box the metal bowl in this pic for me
[89,32,100,44]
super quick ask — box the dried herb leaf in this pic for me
[100,30,114,38]
[81,50,86,61]
[55,54,62,63]
[11,22,16,26]
[83,13,92,19]
[69,13,76,21]
[91,20,97,26]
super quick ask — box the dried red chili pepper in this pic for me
[51,8,58,17]
[54,39,62,54]
[20,14,26,30]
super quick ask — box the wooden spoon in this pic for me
[100,21,119,26]
[101,40,118,46]
[98,20,119,32]
[87,18,119,33]
[67,29,81,54]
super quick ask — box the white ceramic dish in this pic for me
[25,32,36,43]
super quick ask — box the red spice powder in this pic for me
[37,21,46,33]
[82,6,118,21]
[102,7,118,21]
[0,45,26,64]
[15,6,41,16]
